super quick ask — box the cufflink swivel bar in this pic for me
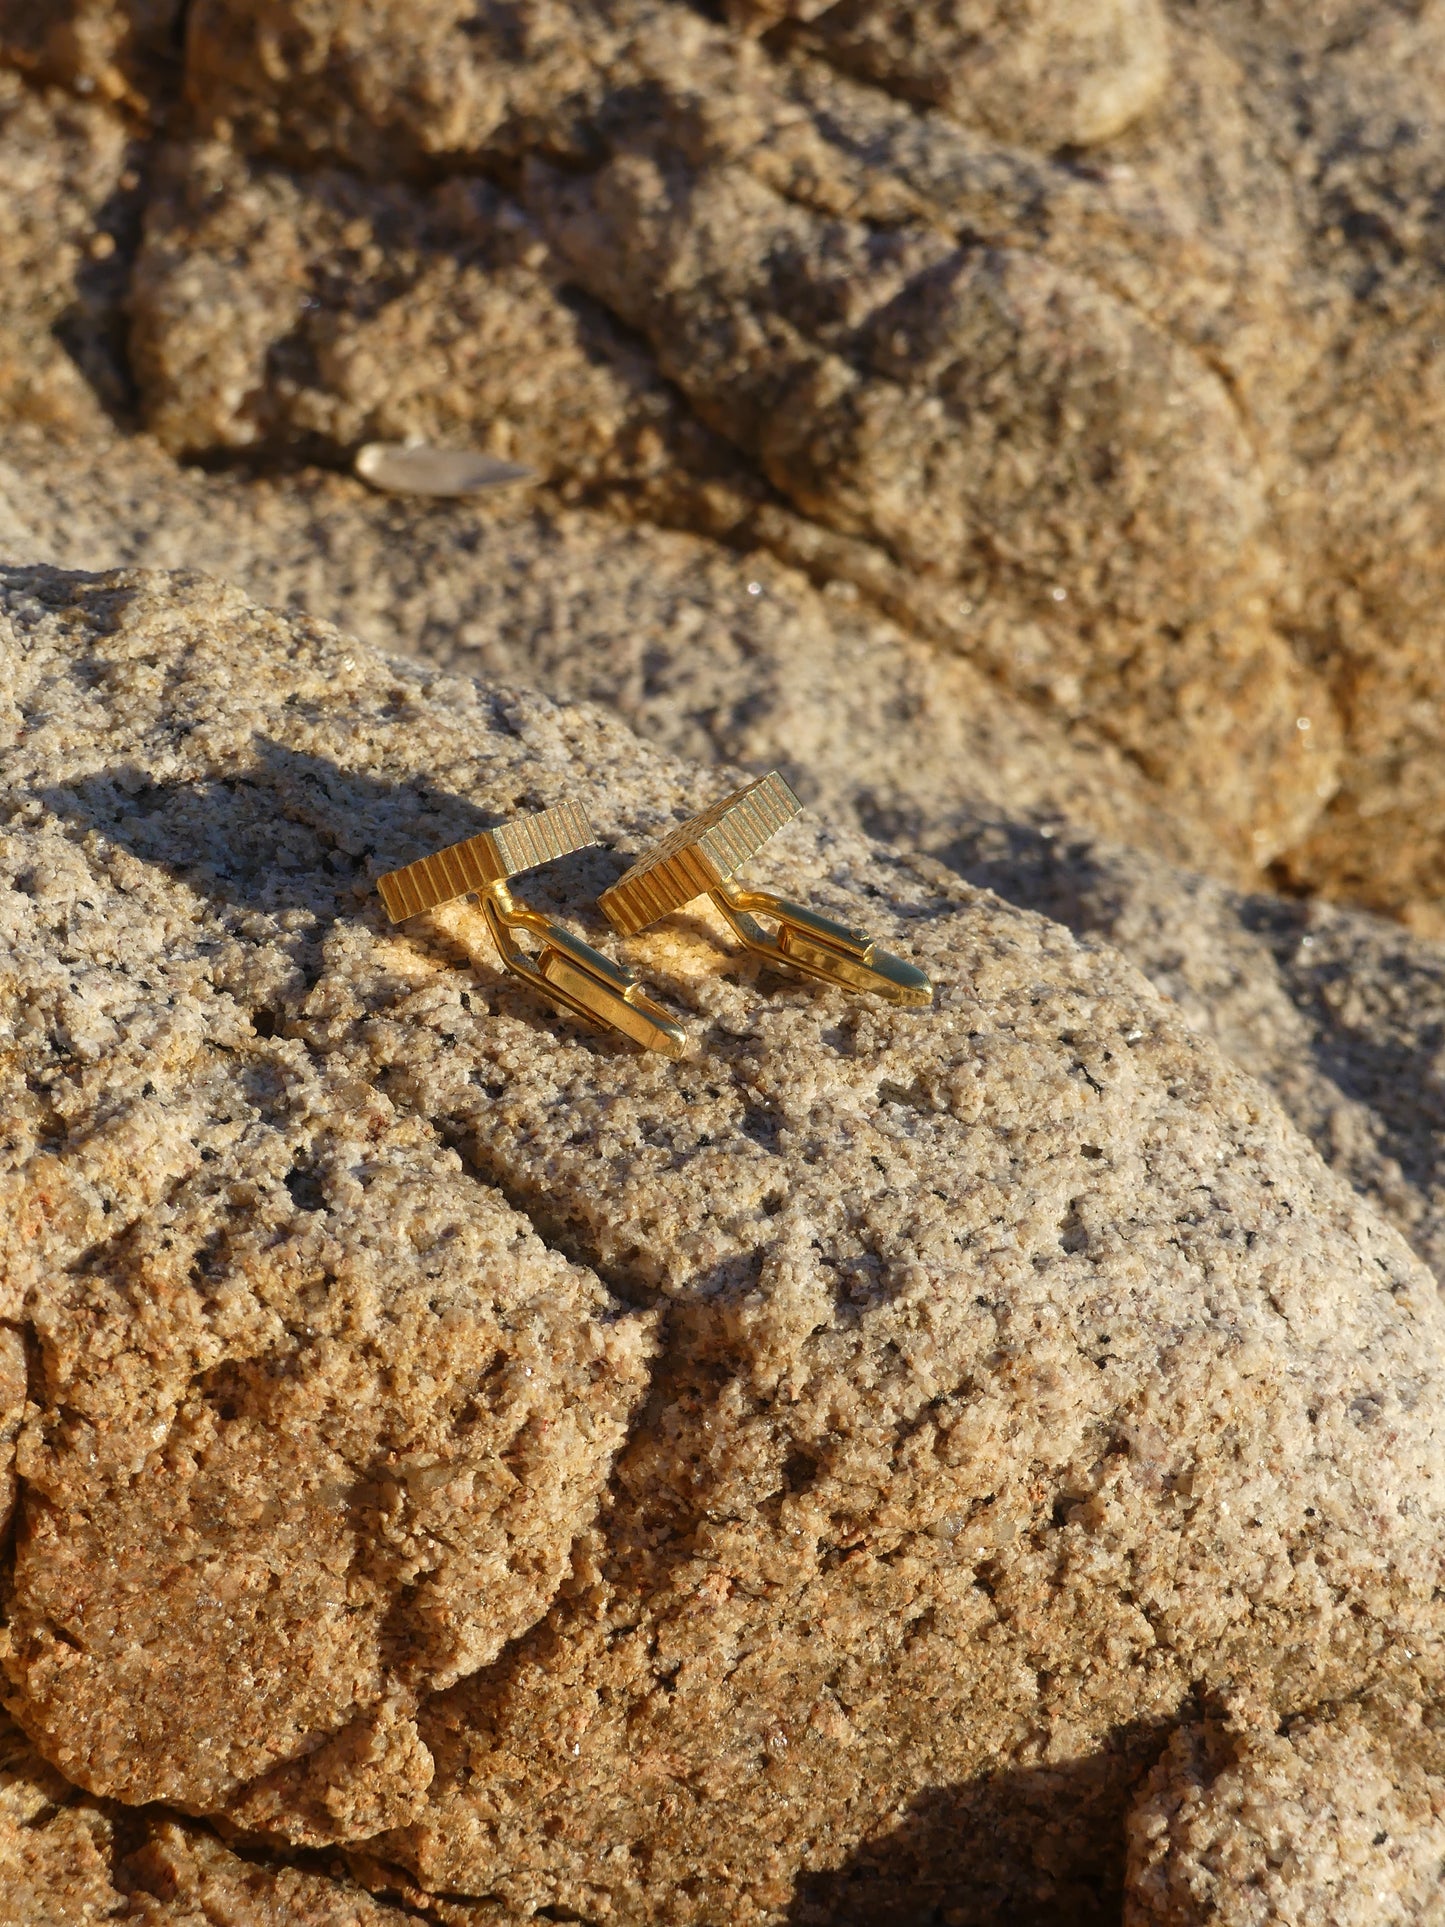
[599,772,932,1008]
[377,803,687,1057]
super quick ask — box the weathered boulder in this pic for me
[929,819,1445,1288]
[0,426,1219,871]
[128,138,760,541]
[8,433,1445,1300]
[33,0,1445,917]
[724,0,1173,150]
[3,565,1444,1922]
[0,0,183,115]
[164,0,1445,927]
[171,0,1333,882]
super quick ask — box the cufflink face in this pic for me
[598,772,802,936]
[377,799,596,921]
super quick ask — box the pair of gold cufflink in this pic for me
[376,771,932,1056]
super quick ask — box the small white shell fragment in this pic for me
[354,443,536,497]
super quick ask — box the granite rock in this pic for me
[0,0,184,117]
[1125,1707,1445,1926]
[0,1327,23,1553]
[0,1708,415,1924]
[0,571,655,1834]
[128,138,761,540]
[3,565,1445,1922]
[724,0,1173,149]
[10,433,1445,1299]
[928,818,1445,1289]
[168,0,1445,925]
[0,72,145,436]
[171,1,1335,881]
[0,426,1222,873]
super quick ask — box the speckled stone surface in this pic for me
[25,0,1445,915]
[3,565,1445,1921]
[1126,1708,1445,1926]
[0,1708,416,1924]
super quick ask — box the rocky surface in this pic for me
[0,570,657,1839]
[0,425,1211,869]
[157,0,1445,927]
[1125,1707,1445,1925]
[932,822,1445,1290]
[0,1709,414,1924]
[23,0,1445,914]
[0,70,145,437]
[171,0,1334,882]
[7,433,1445,1303]
[3,564,1445,1923]
[10,2,1445,1917]
[0,0,184,116]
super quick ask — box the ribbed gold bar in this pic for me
[599,772,801,936]
[377,798,596,922]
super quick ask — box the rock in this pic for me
[0,0,184,116]
[173,4,1336,880]
[0,1708,412,1923]
[925,818,1445,1287]
[520,46,1336,873]
[128,139,761,540]
[43,0,1445,916]
[726,0,1173,149]
[0,72,145,434]
[0,1327,23,1549]
[1125,1708,1445,1926]
[3,564,1445,1922]
[0,1711,123,1925]
[11,431,1445,1296]
[1235,3,1445,931]
[0,426,1222,875]
[170,0,1445,926]
[0,568,656,1829]
[183,0,643,179]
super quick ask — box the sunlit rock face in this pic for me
[2,565,1444,1921]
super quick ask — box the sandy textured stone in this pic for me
[930,818,1445,1288]
[727,0,1172,149]
[172,0,1445,924]
[183,0,638,179]
[0,0,184,116]
[0,72,144,435]
[0,1712,122,1925]
[12,432,1445,1296]
[129,140,758,539]
[123,1820,414,1926]
[0,571,654,1836]
[3,565,1444,1923]
[0,426,1222,877]
[0,1325,24,1550]
[172,4,1336,879]
[1125,1708,1445,1926]
[0,1709,416,1925]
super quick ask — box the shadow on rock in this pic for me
[785,1722,1171,1927]
[36,731,628,926]
[33,734,517,922]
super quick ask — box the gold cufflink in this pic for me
[598,772,933,1007]
[377,802,687,1056]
